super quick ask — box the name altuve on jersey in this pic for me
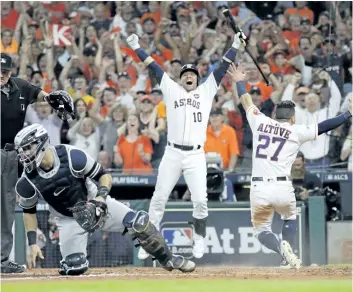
[257,123,292,139]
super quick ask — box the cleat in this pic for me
[280,240,301,269]
[137,247,150,260]
[1,260,25,274]
[162,255,196,273]
[280,259,293,269]
[192,233,205,259]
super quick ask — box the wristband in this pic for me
[27,231,37,246]
[97,186,110,199]
[222,47,237,63]
[236,81,247,97]
[143,56,154,66]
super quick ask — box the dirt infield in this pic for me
[1,266,351,281]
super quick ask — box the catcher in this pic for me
[14,123,195,275]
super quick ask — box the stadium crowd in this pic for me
[1,1,352,174]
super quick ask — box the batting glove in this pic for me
[126,34,140,50]
[232,31,247,49]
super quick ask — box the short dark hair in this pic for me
[296,151,305,161]
[275,100,296,120]
[1,29,13,37]
[103,87,117,95]
[75,74,88,83]
[31,70,43,79]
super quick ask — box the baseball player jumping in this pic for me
[227,62,352,269]
[126,32,243,259]
[14,123,195,275]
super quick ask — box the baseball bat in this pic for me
[222,9,271,86]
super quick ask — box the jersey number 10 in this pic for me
[193,112,202,122]
[255,135,286,161]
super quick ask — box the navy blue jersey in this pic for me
[16,144,102,217]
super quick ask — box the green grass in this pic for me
[2,280,352,292]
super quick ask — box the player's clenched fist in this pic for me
[126,34,140,50]
[232,32,246,49]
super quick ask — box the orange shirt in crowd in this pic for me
[246,81,273,101]
[284,7,314,24]
[227,110,244,156]
[120,46,172,71]
[269,60,295,76]
[204,124,240,168]
[0,40,19,54]
[282,30,301,43]
[117,135,153,174]
[100,105,109,119]
[140,10,161,25]
[1,9,19,30]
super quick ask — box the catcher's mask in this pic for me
[14,124,49,173]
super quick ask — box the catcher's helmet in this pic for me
[14,124,49,173]
[180,64,200,84]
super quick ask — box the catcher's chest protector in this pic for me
[25,145,88,217]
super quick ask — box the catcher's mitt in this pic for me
[44,90,76,122]
[69,200,108,233]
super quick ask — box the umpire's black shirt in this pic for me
[1,77,41,148]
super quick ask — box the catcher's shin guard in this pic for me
[59,253,89,276]
[123,211,172,266]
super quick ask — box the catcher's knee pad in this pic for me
[59,253,89,276]
[123,211,172,265]
[193,217,207,237]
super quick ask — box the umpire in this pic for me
[1,52,57,273]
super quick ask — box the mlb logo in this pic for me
[160,221,194,258]
[162,227,193,246]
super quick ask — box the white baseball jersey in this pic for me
[159,72,219,146]
[246,105,318,177]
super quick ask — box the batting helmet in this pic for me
[180,64,200,84]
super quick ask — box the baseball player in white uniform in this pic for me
[227,63,352,269]
[126,32,243,259]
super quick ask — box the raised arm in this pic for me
[321,71,341,118]
[318,98,352,136]
[88,89,105,125]
[67,114,84,141]
[18,36,32,79]
[78,27,85,53]
[126,34,165,85]
[42,21,55,81]
[154,18,181,60]
[227,63,253,112]
[95,38,103,68]
[59,58,73,88]
[211,32,244,86]
[113,33,124,75]
[14,13,26,44]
